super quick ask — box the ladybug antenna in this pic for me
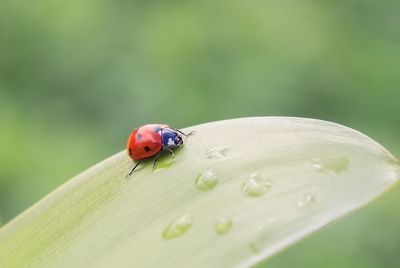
[126,160,142,177]
[175,129,195,136]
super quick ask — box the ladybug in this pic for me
[126,124,193,176]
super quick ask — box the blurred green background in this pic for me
[1,0,399,267]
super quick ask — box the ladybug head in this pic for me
[174,133,183,147]
[161,128,184,148]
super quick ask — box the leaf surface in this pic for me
[0,117,398,268]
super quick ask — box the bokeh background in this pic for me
[1,0,399,267]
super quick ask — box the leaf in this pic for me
[0,117,398,268]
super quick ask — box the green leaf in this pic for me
[0,117,399,268]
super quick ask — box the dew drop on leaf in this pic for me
[310,156,349,175]
[249,227,270,254]
[297,194,315,210]
[205,145,228,159]
[215,218,233,235]
[162,214,192,240]
[195,169,218,191]
[241,172,272,197]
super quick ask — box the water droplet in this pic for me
[162,214,192,240]
[195,169,218,191]
[205,145,228,159]
[297,194,315,210]
[311,157,349,174]
[215,218,233,235]
[241,172,272,197]
[249,227,269,254]
[153,157,176,173]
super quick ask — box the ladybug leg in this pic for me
[152,151,163,169]
[167,148,175,158]
[175,129,195,137]
[126,160,142,177]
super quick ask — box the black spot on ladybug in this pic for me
[144,146,151,152]
[136,133,142,140]
[128,148,132,155]
[153,126,162,132]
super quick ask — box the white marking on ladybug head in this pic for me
[167,138,175,146]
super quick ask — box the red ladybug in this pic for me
[126,124,193,176]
